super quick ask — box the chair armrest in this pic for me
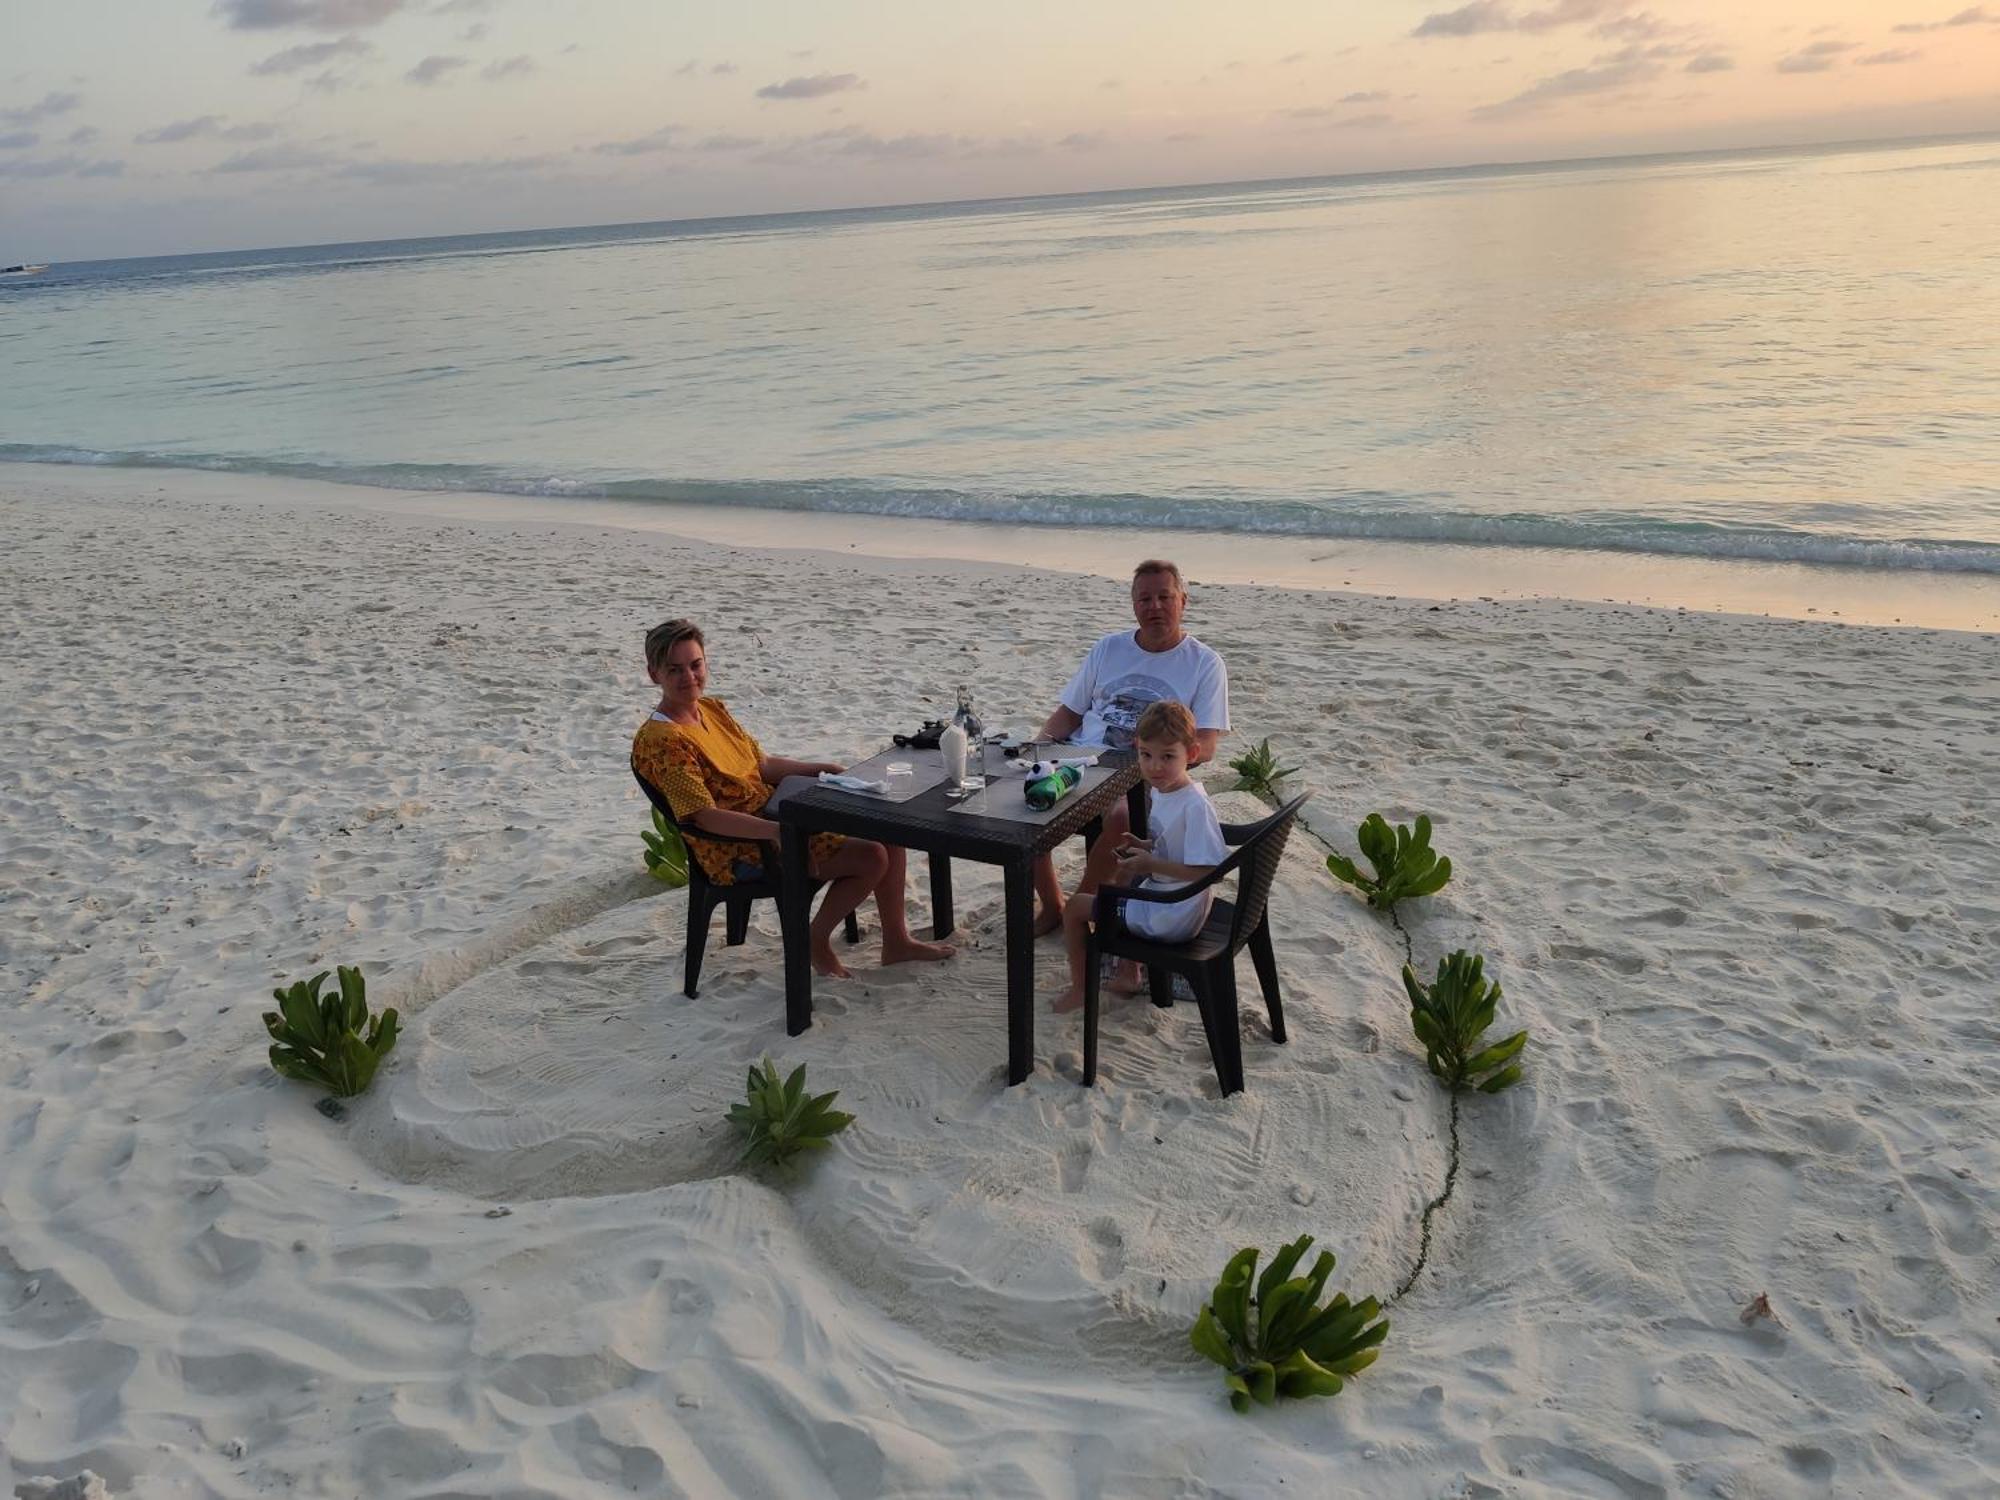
[1091,850,1243,925]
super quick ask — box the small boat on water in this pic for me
[1,264,50,277]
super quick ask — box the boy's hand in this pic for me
[1114,836,1155,877]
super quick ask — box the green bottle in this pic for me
[1025,762,1082,811]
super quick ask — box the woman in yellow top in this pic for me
[632,619,953,979]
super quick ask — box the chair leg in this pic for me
[843,909,861,944]
[684,889,714,999]
[1196,964,1245,1096]
[1148,964,1174,1010]
[1249,917,1286,1045]
[1082,935,1102,1086]
[724,898,750,947]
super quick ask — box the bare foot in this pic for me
[811,942,853,979]
[1050,985,1087,1015]
[881,936,954,966]
[1107,963,1145,996]
[1034,906,1064,937]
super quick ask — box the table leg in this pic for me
[929,852,954,940]
[1003,857,1035,1086]
[779,822,814,1036]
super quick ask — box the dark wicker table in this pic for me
[776,756,1144,1086]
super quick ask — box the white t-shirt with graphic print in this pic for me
[1124,781,1231,943]
[1058,630,1230,752]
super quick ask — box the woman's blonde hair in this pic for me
[1134,699,1198,749]
[645,618,704,674]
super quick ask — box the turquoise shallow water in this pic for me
[5,135,1999,573]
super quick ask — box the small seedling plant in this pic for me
[264,965,400,1098]
[1226,738,1300,803]
[1190,1235,1389,1412]
[642,807,689,886]
[728,1059,854,1168]
[1325,812,1452,910]
[1403,950,1526,1094]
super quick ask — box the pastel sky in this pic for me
[6,0,1999,259]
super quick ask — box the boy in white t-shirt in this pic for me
[1051,700,1231,1015]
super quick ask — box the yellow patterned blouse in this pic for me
[631,698,842,885]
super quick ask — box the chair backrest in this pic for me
[1227,793,1310,950]
[632,765,679,825]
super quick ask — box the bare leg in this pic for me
[808,841,888,978]
[877,845,954,964]
[1108,960,1145,995]
[1076,802,1131,898]
[1033,852,1065,936]
[1050,892,1097,1013]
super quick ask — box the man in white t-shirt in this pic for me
[1032,559,1230,931]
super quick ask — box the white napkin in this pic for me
[819,771,889,794]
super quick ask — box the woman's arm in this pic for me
[758,754,843,781]
[687,807,781,842]
[1189,728,1222,768]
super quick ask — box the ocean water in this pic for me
[5,134,2000,575]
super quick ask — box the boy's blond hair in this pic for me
[1134,699,1198,749]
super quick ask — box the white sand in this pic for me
[2,464,1996,1499]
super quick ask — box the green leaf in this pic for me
[1463,1030,1527,1076]
[1477,1064,1523,1093]
[1224,1372,1252,1414]
[1190,1306,1234,1367]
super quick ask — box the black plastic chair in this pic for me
[1082,793,1309,1096]
[633,769,859,999]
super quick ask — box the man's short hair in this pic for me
[1135,699,1199,749]
[1132,559,1185,594]
[645,618,705,674]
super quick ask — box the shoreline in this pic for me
[6,459,1998,633]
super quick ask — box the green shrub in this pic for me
[642,807,689,886]
[1225,738,1299,802]
[727,1059,854,1168]
[264,966,400,1098]
[1402,950,1526,1093]
[1189,1235,1389,1413]
[1325,812,1451,910]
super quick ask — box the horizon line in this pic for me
[59,125,2000,269]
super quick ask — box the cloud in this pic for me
[592,125,680,156]
[692,132,761,151]
[405,54,470,85]
[1414,0,1617,38]
[214,0,408,30]
[459,22,489,41]
[66,125,101,145]
[1859,47,1924,64]
[0,130,38,150]
[1473,56,1661,116]
[1684,52,1734,73]
[1282,107,1395,128]
[711,61,738,75]
[755,72,863,100]
[1593,11,1674,40]
[1341,90,1391,103]
[0,153,123,179]
[249,36,374,73]
[1056,131,1105,150]
[1278,51,1308,64]
[481,55,535,80]
[209,143,340,171]
[0,91,83,127]
[1775,40,1856,73]
[136,115,276,144]
[1893,6,1998,31]
[1165,130,1200,143]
